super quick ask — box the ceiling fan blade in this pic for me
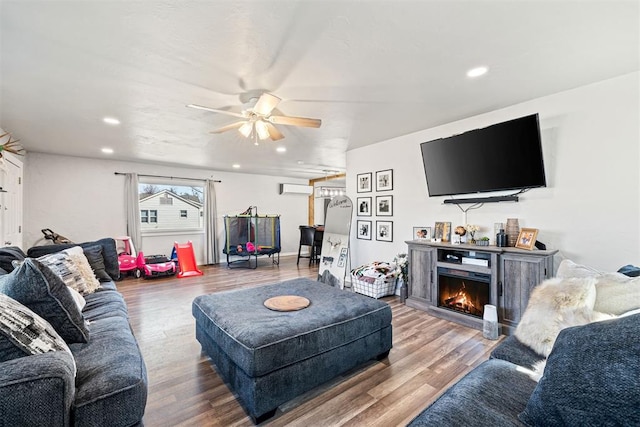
[186,104,246,118]
[209,121,246,134]
[265,122,285,141]
[253,93,281,116]
[269,115,322,128]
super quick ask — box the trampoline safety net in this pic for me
[223,215,281,268]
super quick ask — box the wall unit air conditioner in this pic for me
[279,183,313,195]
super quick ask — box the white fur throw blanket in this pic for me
[514,277,614,357]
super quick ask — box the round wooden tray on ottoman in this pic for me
[264,295,310,311]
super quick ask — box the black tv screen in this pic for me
[421,114,546,197]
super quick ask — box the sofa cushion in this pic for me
[0,293,73,363]
[520,314,640,426]
[0,258,89,343]
[27,237,120,281]
[69,315,147,427]
[408,358,538,427]
[0,246,26,273]
[82,244,112,282]
[490,335,545,370]
[82,290,129,321]
[514,277,611,357]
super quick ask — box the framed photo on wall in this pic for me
[357,220,372,240]
[375,169,393,191]
[434,221,451,242]
[515,228,538,250]
[356,197,372,216]
[376,221,393,242]
[413,226,431,240]
[376,195,393,216]
[357,172,372,193]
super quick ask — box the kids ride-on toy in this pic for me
[135,252,177,279]
[116,236,138,278]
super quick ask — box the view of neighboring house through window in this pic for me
[138,182,204,231]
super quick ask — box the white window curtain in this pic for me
[125,173,142,252]
[204,179,219,264]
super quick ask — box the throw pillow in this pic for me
[514,277,600,357]
[519,314,640,426]
[38,250,92,295]
[62,246,101,294]
[0,293,73,363]
[82,244,112,282]
[555,259,604,278]
[0,258,89,343]
[592,274,640,315]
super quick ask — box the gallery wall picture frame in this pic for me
[357,220,372,240]
[375,169,393,191]
[376,195,393,216]
[434,221,452,242]
[357,172,372,193]
[413,226,431,240]
[376,220,393,242]
[515,228,539,250]
[356,197,372,216]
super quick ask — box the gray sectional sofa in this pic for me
[0,238,147,427]
[409,261,640,426]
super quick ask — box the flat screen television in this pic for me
[420,113,546,197]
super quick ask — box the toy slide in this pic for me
[174,241,203,278]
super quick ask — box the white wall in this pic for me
[23,153,309,264]
[347,72,640,272]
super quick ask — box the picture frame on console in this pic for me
[357,172,372,193]
[357,220,372,240]
[434,221,451,242]
[515,228,538,250]
[376,221,393,242]
[357,197,372,216]
[413,226,431,240]
[375,169,393,191]
[376,195,393,216]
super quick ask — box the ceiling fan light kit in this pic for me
[187,92,321,144]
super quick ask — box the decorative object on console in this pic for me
[375,169,393,191]
[356,172,372,193]
[477,237,490,246]
[413,227,431,240]
[515,228,538,250]
[375,195,393,216]
[496,228,508,247]
[506,218,520,247]
[376,221,393,242]
[434,222,451,242]
[356,197,372,216]
[464,224,480,244]
[454,226,466,244]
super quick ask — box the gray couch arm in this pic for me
[0,351,76,426]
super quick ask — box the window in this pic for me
[139,182,204,231]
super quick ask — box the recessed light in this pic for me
[467,66,488,78]
[297,160,304,165]
[103,117,121,125]
[276,147,286,153]
[232,164,240,169]
[101,147,114,154]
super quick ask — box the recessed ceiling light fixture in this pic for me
[467,66,488,78]
[103,117,121,125]
[232,164,240,169]
[276,147,286,153]
[101,147,114,154]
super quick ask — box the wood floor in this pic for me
[116,255,503,426]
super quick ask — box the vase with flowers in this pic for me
[393,253,409,301]
[464,224,480,244]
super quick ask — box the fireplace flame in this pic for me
[443,282,480,315]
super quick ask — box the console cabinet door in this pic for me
[499,254,551,327]
[408,246,436,304]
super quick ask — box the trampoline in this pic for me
[223,214,281,269]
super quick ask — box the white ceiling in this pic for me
[1,1,638,179]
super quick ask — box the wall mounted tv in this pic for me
[420,113,546,199]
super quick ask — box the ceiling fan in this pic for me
[187,93,321,145]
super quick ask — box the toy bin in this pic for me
[350,261,398,299]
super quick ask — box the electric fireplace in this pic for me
[437,267,490,318]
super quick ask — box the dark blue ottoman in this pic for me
[192,278,392,423]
